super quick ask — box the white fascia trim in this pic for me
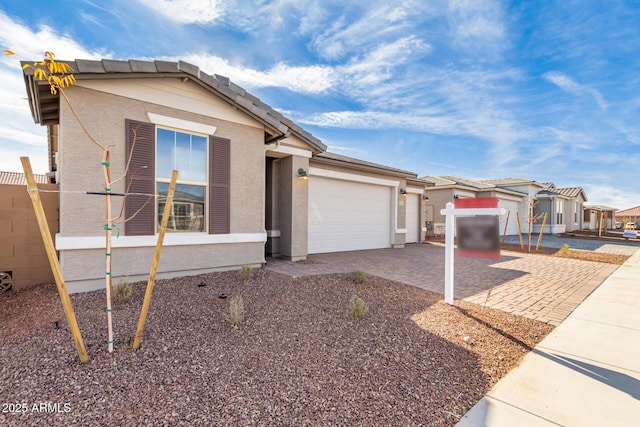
[147,112,217,135]
[406,188,424,195]
[267,145,312,158]
[56,232,267,250]
[309,167,399,187]
[266,230,281,237]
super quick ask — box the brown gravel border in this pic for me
[1,269,553,426]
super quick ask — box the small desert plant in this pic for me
[113,280,132,304]
[351,269,367,284]
[240,264,252,281]
[560,243,570,255]
[226,295,245,328]
[347,295,369,319]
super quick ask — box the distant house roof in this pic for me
[421,176,456,186]
[482,178,537,186]
[556,187,584,198]
[420,175,526,197]
[441,176,495,190]
[22,58,327,153]
[313,152,418,178]
[585,205,617,212]
[616,205,640,217]
[0,171,49,185]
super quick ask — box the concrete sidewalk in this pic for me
[456,248,640,426]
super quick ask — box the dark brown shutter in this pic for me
[125,119,155,236]
[209,136,230,234]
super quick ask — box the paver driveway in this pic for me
[266,243,627,325]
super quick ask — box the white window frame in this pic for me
[155,126,209,233]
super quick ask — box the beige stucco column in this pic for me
[278,155,309,261]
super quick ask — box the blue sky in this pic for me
[1,0,639,209]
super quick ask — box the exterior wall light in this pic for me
[399,188,407,195]
[422,195,429,200]
[297,168,309,179]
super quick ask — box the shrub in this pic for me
[227,295,245,328]
[351,269,367,284]
[240,264,252,281]
[560,243,570,255]
[347,295,369,319]
[113,280,132,304]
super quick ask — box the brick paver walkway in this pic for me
[266,243,632,326]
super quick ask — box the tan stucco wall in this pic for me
[60,242,265,293]
[0,184,58,291]
[406,184,427,242]
[278,156,309,260]
[56,82,267,290]
[424,188,455,235]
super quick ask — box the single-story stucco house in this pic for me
[422,177,589,237]
[421,176,529,237]
[583,205,617,231]
[22,58,430,292]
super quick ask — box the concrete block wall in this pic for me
[0,184,58,291]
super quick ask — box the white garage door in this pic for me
[498,200,520,236]
[405,194,420,243]
[309,176,392,253]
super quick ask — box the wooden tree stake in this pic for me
[133,170,178,349]
[501,210,510,244]
[535,212,548,253]
[515,212,525,252]
[20,157,89,364]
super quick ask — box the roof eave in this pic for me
[21,59,327,153]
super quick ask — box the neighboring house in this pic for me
[583,205,617,231]
[0,172,58,292]
[422,176,531,236]
[22,58,428,292]
[424,177,589,237]
[615,206,640,228]
[534,184,587,234]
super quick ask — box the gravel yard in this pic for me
[1,269,553,426]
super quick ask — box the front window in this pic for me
[156,128,207,232]
[556,200,564,225]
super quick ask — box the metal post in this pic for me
[443,202,455,305]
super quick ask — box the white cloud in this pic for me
[584,184,640,210]
[0,11,105,173]
[447,0,506,54]
[543,71,608,111]
[307,4,415,61]
[339,36,431,85]
[0,12,107,62]
[173,53,335,93]
[136,0,224,24]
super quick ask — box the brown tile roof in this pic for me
[556,187,587,201]
[0,171,49,185]
[441,176,495,190]
[313,152,417,178]
[22,58,326,153]
[482,178,536,185]
[616,205,640,217]
[421,176,456,186]
[585,205,617,212]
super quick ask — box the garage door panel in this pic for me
[498,200,520,236]
[309,177,392,253]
